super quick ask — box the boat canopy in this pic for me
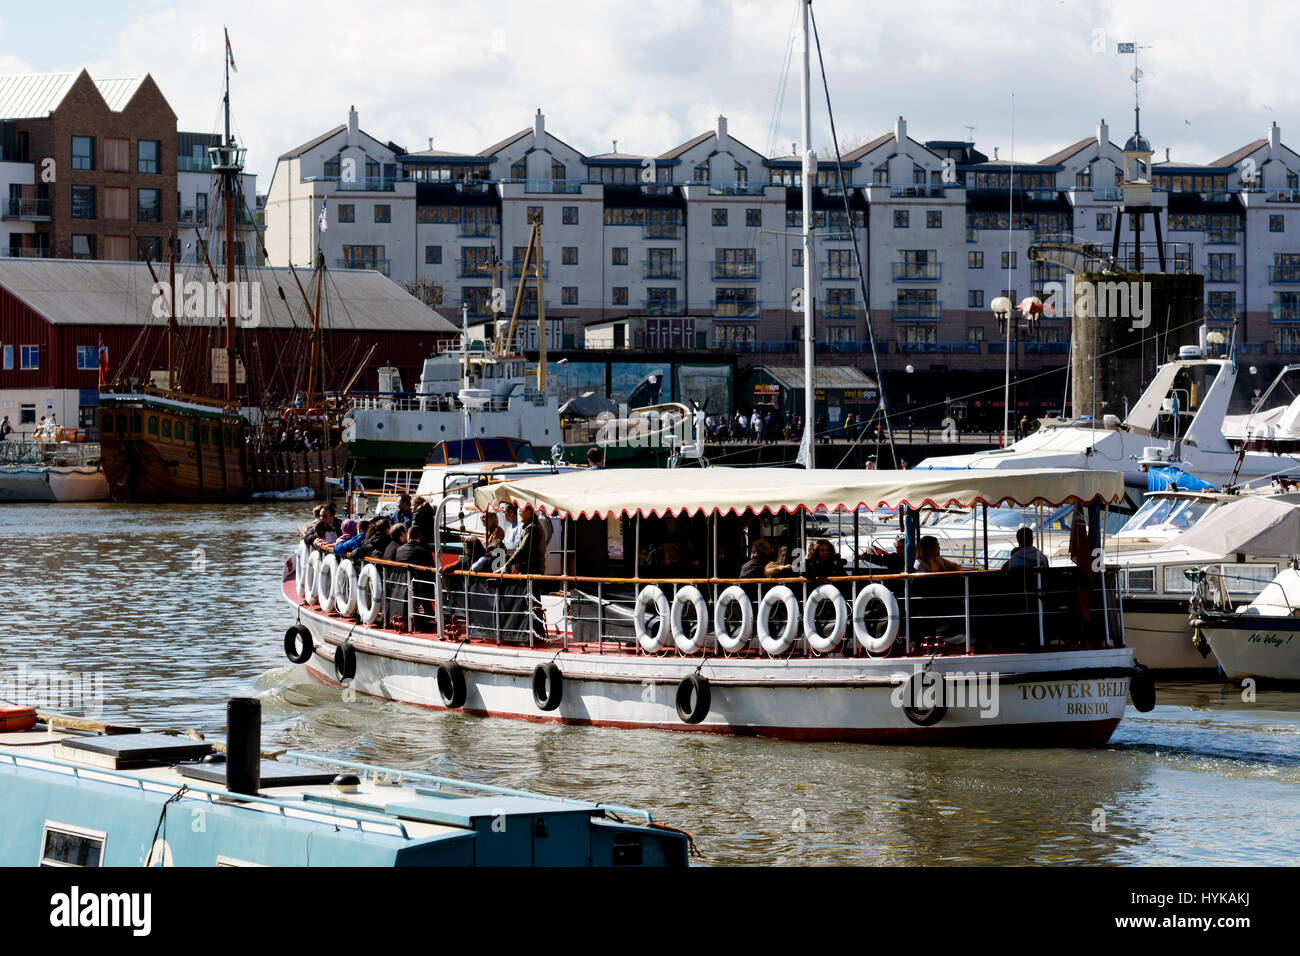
[473,466,1124,519]
[1165,496,1300,560]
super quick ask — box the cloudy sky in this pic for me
[1,0,1293,187]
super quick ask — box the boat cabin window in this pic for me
[428,438,536,466]
[161,419,171,439]
[1119,567,1156,593]
[40,823,105,867]
[147,415,158,436]
[187,423,196,442]
[511,439,537,462]
[1118,497,1213,536]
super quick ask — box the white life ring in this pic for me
[356,563,382,626]
[713,586,754,652]
[756,585,799,656]
[334,560,359,617]
[804,584,849,653]
[671,585,710,654]
[304,550,322,606]
[634,585,671,653]
[853,583,900,655]
[318,554,338,610]
[295,541,309,601]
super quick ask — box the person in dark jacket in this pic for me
[739,540,772,579]
[507,505,546,575]
[392,493,414,527]
[396,525,434,567]
[412,496,436,544]
[383,525,407,562]
[354,519,392,562]
[805,539,846,580]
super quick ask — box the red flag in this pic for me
[1068,506,1092,622]
[225,29,238,72]
[97,337,108,389]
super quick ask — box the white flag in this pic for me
[318,197,328,232]
[796,425,812,468]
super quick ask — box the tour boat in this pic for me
[0,701,690,866]
[280,466,1153,746]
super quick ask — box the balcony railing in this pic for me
[822,263,859,281]
[3,197,50,220]
[643,222,681,239]
[336,177,397,192]
[712,261,760,281]
[1205,304,1238,321]
[892,262,941,281]
[1271,265,1300,284]
[643,298,683,316]
[1092,187,1122,201]
[1266,189,1300,203]
[822,301,859,319]
[1270,303,1300,322]
[818,226,854,241]
[643,260,682,279]
[457,220,498,237]
[892,300,941,320]
[714,299,760,318]
[520,178,583,194]
[3,247,51,258]
[1205,267,1239,283]
[896,341,981,354]
[336,257,390,276]
[509,260,550,279]
[177,155,212,173]
[457,259,494,278]
[706,181,766,196]
[889,184,947,198]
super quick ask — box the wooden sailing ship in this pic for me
[99,35,348,503]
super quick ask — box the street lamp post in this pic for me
[992,296,1042,442]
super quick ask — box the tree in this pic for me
[402,277,443,309]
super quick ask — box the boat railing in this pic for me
[304,548,1122,659]
[0,440,101,466]
[350,391,547,414]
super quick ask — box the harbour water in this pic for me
[3,501,1299,866]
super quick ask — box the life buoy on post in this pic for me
[437,661,467,708]
[283,624,314,664]
[334,642,357,682]
[671,585,710,654]
[713,586,754,652]
[532,663,563,711]
[356,563,382,626]
[853,583,900,655]
[334,561,359,617]
[295,542,309,601]
[318,554,338,611]
[675,674,711,723]
[304,550,322,606]
[804,584,849,653]
[756,585,799,656]
[634,585,671,653]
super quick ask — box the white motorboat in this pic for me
[0,442,108,503]
[1191,565,1300,683]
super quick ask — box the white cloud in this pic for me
[30,0,1300,186]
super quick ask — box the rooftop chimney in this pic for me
[428,136,433,150]
[1097,118,1108,147]
[1165,147,1170,162]
[1270,120,1282,153]
[895,115,907,144]
[994,146,999,160]
[347,106,358,147]
[613,139,618,154]
[534,108,545,139]
[716,114,728,148]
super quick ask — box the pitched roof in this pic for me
[0,71,145,119]
[278,124,346,160]
[1038,136,1095,166]
[0,259,457,333]
[658,130,713,160]
[1211,138,1268,169]
[841,132,895,162]
[478,127,530,158]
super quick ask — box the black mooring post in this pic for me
[226,697,261,796]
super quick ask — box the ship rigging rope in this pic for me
[144,783,188,867]
[809,3,899,469]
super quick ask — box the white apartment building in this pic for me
[265,107,1300,378]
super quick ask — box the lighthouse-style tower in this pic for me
[1110,65,1167,270]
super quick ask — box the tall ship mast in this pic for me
[97,28,347,502]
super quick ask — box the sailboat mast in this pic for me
[800,0,815,469]
[221,26,236,403]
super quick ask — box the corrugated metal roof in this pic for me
[756,365,877,391]
[0,259,458,333]
[0,72,143,119]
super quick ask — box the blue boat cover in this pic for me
[1146,466,1215,493]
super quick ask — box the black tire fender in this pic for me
[437,661,467,708]
[532,663,563,711]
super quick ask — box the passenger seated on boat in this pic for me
[806,539,847,580]
[396,525,434,567]
[1001,527,1049,570]
[333,519,365,558]
[914,535,960,573]
[587,446,604,468]
[314,505,342,544]
[412,496,437,543]
[393,493,413,527]
[383,525,407,561]
[740,540,773,579]
[501,503,520,551]
[354,518,392,562]
[507,504,547,575]
[300,505,323,540]
[764,545,797,578]
[860,536,905,574]
[469,513,505,572]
